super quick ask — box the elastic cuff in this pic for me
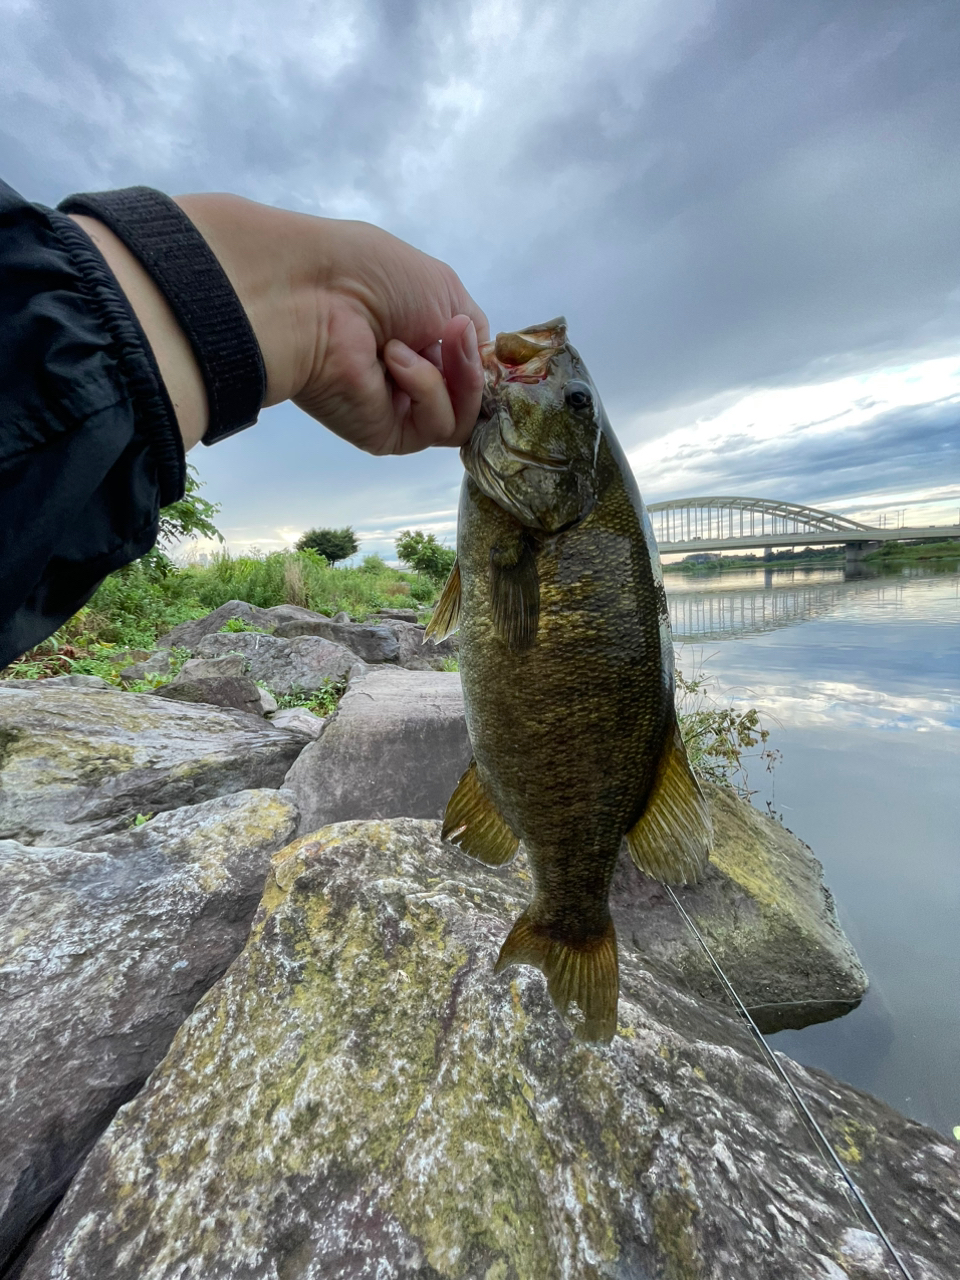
[58,186,266,445]
[51,210,187,506]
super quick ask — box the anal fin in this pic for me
[495,910,619,1043]
[625,721,712,885]
[442,759,520,866]
[425,559,461,642]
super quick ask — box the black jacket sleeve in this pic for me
[0,178,185,670]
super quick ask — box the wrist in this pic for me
[171,194,323,409]
[67,213,209,451]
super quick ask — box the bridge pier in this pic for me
[844,541,879,577]
[763,545,774,562]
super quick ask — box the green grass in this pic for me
[865,538,960,564]
[180,549,431,618]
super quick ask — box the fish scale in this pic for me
[427,317,712,1041]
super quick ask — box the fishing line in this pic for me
[664,884,916,1280]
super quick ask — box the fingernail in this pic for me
[460,320,481,369]
[388,341,417,369]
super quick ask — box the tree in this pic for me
[296,526,359,564]
[395,529,456,585]
[158,464,224,547]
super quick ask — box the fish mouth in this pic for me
[481,316,567,386]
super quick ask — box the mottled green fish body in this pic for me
[428,319,711,1041]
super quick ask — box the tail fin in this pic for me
[494,910,619,1043]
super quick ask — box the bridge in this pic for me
[646,496,959,566]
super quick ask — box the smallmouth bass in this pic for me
[427,318,711,1042]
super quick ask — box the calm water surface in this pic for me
[664,562,960,1138]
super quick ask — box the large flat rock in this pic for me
[282,668,471,832]
[612,784,868,1032]
[19,820,956,1280]
[0,789,299,1273]
[283,672,865,1033]
[0,685,306,846]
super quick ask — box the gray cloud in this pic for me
[637,397,960,512]
[1,0,958,544]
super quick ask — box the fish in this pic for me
[426,317,711,1042]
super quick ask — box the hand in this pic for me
[174,196,489,454]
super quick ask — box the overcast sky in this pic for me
[3,0,959,556]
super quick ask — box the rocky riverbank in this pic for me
[0,603,955,1279]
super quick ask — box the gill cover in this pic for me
[462,317,604,534]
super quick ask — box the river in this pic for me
[664,559,960,1139]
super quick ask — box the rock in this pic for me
[118,650,172,682]
[0,789,299,1273]
[154,676,266,718]
[272,616,401,664]
[267,707,327,738]
[282,673,863,1032]
[195,632,364,695]
[108,648,152,667]
[258,687,279,715]
[611,784,868,1032]
[332,610,351,623]
[0,675,116,691]
[0,686,307,846]
[389,618,459,670]
[175,654,247,682]
[156,601,276,651]
[374,607,419,622]
[264,605,331,627]
[21,820,957,1280]
[283,668,470,832]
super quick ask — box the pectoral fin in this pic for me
[625,722,712,885]
[425,559,461,642]
[495,910,619,1043]
[490,533,539,652]
[442,759,520,866]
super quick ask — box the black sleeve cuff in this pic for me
[58,187,266,446]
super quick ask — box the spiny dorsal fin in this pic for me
[495,910,619,1043]
[490,534,539,652]
[442,759,520,866]
[624,721,712,885]
[424,558,461,642]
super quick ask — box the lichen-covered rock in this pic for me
[283,668,470,832]
[20,821,957,1280]
[0,685,306,845]
[196,632,364,694]
[283,673,863,1032]
[612,785,867,1032]
[0,789,299,1273]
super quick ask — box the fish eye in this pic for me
[564,381,593,412]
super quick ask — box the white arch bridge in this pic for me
[646,496,959,565]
